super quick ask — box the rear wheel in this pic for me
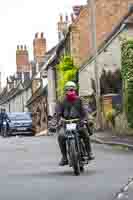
[69,140,80,176]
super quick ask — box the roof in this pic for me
[80,9,133,72]
[44,30,71,71]
[0,79,32,105]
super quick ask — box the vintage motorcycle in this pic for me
[62,118,90,176]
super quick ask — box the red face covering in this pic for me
[66,90,77,102]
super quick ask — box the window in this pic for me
[128,3,133,12]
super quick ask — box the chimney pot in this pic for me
[41,32,44,38]
[17,45,19,50]
[60,14,63,22]
[24,45,27,50]
[35,32,38,38]
[21,45,23,50]
[65,15,69,22]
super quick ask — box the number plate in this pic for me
[17,128,27,131]
[66,123,76,131]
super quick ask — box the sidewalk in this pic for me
[91,130,133,150]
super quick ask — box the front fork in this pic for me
[66,131,82,166]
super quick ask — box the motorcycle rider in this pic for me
[0,108,10,134]
[56,81,95,166]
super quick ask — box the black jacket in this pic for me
[56,97,88,121]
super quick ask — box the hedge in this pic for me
[121,38,133,128]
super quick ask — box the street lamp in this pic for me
[88,0,102,129]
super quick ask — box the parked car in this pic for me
[6,112,34,136]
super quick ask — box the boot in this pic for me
[59,157,68,166]
[84,138,95,160]
[58,137,68,166]
[88,152,95,160]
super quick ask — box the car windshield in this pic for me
[8,113,31,121]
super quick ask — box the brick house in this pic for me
[66,0,133,67]
[46,1,133,116]
[26,44,57,134]
[79,9,133,97]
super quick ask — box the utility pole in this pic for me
[88,0,102,129]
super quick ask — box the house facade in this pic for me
[79,11,133,97]
[71,0,133,67]
[46,1,133,117]
[0,78,32,112]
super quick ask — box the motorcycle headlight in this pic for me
[3,122,6,125]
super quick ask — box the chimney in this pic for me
[57,14,69,41]
[16,44,29,73]
[33,32,46,64]
[41,32,44,38]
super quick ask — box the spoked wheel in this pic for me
[69,140,80,176]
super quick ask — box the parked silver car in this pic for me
[7,112,34,136]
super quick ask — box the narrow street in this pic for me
[0,135,132,200]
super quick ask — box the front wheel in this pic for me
[69,140,80,176]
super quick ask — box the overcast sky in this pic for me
[0,0,87,86]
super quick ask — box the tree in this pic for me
[56,55,79,100]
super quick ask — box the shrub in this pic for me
[121,38,133,128]
[56,55,79,100]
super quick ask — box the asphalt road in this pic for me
[0,135,132,200]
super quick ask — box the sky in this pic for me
[0,0,87,87]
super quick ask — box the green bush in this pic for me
[121,38,133,128]
[56,55,79,100]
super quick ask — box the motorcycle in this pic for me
[62,118,90,176]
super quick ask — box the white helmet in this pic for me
[64,81,77,91]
